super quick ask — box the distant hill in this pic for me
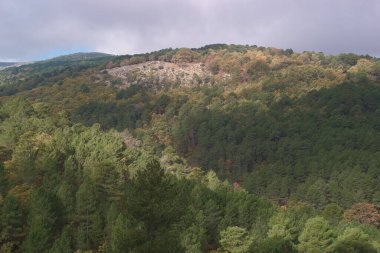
[0,62,31,70]
[0,62,17,67]
[0,52,114,94]
[46,52,113,62]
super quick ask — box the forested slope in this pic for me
[0,45,380,252]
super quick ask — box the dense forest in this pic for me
[0,44,380,252]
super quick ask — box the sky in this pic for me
[0,0,379,61]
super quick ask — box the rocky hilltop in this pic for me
[105,61,215,90]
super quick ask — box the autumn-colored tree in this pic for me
[344,203,380,228]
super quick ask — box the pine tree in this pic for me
[0,162,8,195]
[219,226,253,253]
[75,178,101,250]
[298,217,335,253]
[110,214,129,253]
[180,210,207,253]
[24,188,59,253]
[49,228,73,253]
[125,159,185,252]
[0,195,24,249]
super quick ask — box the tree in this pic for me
[75,178,102,250]
[9,131,37,184]
[171,48,201,63]
[0,162,8,195]
[344,203,380,228]
[321,203,343,224]
[257,236,296,253]
[49,228,73,253]
[337,53,360,66]
[24,188,59,253]
[109,214,147,253]
[180,211,207,253]
[0,195,24,250]
[110,214,129,253]
[56,181,75,216]
[304,179,328,209]
[267,205,315,243]
[298,217,335,253]
[124,159,186,252]
[219,226,253,253]
[247,60,270,80]
[331,227,376,253]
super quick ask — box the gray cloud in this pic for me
[0,0,379,61]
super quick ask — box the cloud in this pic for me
[0,0,379,61]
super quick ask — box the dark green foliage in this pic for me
[172,82,380,207]
[332,241,377,253]
[0,162,8,194]
[110,214,129,253]
[1,195,24,249]
[24,188,61,253]
[79,84,90,93]
[75,178,103,250]
[49,228,73,253]
[257,237,296,253]
[337,53,361,66]
[123,159,187,252]
[115,84,145,100]
[73,101,147,130]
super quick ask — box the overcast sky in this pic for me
[0,0,379,61]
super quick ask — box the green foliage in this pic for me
[257,236,296,253]
[337,53,361,66]
[75,178,103,250]
[321,203,343,224]
[79,84,90,93]
[267,205,315,243]
[0,162,8,195]
[24,188,60,253]
[298,217,335,253]
[331,227,377,253]
[123,159,186,252]
[49,228,73,253]
[110,214,129,253]
[180,210,207,253]
[219,226,253,253]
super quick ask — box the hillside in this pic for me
[0,44,380,252]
